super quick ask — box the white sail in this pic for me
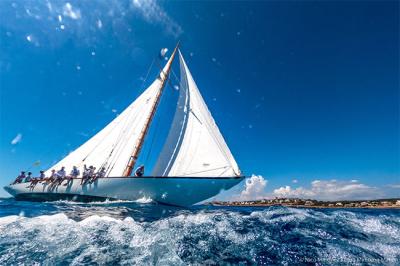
[153,50,240,177]
[45,55,175,177]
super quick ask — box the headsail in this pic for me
[45,53,176,177]
[153,50,240,177]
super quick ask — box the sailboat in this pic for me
[4,44,244,206]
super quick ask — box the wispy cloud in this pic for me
[11,133,22,145]
[131,0,183,37]
[2,0,181,51]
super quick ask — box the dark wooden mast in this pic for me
[122,43,180,177]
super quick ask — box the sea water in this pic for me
[0,198,399,265]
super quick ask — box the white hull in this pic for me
[4,176,244,206]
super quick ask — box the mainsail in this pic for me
[152,51,240,177]
[45,49,176,177]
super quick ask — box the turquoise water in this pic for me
[0,198,399,265]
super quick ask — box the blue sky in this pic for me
[0,0,399,200]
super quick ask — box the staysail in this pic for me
[153,50,240,177]
[45,50,176,177]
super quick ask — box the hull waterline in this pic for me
[4,176,244,206]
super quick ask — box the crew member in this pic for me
[25,172,32,182]
[47,169,56,183]
[90,167,106,183]
[64,166,79,186]
[55,167,66,185]
[135,165,145,177]
[39,170,46,180]
[12,171,25,185]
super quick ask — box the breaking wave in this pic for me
[0,199,399,265]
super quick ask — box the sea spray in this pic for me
[0,199,399,265]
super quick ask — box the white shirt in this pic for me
[56,169,66,178]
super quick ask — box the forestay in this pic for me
[45,55,175,177]
[153,51,240,177]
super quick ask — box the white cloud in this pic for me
[11,133,22,145]
[237,175,268,201]
[273,179,384,200]
[131,0,182,37]
[292,179,298,184]
[63,3,81,20]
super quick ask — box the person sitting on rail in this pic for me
[54,167,66,185]
[90,167,106,183]
[39,170,46,181]
[25,172,32,183]
[47,169,56,183]
[12,171,26,185]
[81,165,93,185]
[135,165,145,177]
[64,166,79,186]
[29,175,40,189]
[29,170,45,188]
[89,166,96,180]
[29,170,46,188]
[80,165,89,185]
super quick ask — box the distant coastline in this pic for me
[210,198,400,209]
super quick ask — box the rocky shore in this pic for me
[211,198,400,208]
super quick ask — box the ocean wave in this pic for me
[0,207,399,265]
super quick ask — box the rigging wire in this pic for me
[140,57,156,90]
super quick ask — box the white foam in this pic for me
[0,208,398,265]
[48,199,135,205]
[135,197,153,204]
